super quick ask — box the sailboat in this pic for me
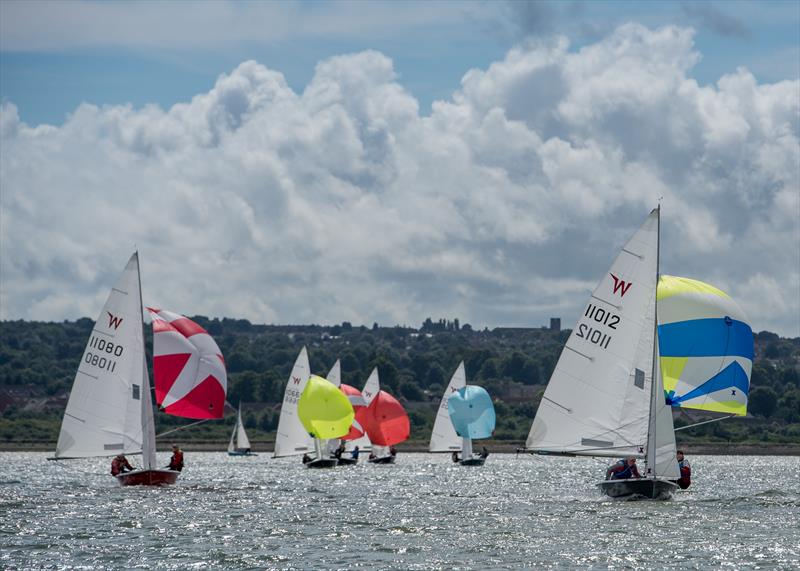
[525,207,680,499]
[273,347,314,459]
[53,254,183,485]
[336,382,368,465]
[297,374,354,468]
[342,367,380,455]
[228,403,255,456]
[430,362,496,466]
[363,382,410,464]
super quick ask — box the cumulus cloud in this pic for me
[1,24,798,336]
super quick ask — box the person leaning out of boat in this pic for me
[672,450,691,489]
[167,444,184,471]
[605,456,641,480]
[111,454,133,476]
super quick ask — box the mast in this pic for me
[136,251,156,471]
[645,206,661,479]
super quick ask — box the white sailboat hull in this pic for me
[596,478,678,500]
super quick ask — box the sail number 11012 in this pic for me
[576,303,620,350]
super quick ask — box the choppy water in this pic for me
[1,452,798,569]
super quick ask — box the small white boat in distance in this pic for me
[228,403,256,456]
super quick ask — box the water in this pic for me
[1,452,798,569]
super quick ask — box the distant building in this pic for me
[550,318,561,332]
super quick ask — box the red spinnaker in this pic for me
[339,383,367,441]
[362,390,410,446]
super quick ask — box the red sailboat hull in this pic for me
[116,469,180,486]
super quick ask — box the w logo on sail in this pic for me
[107,312,124,329]
[292,376,301,385]
[610,274,633,297]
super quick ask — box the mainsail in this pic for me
[657,275,753,416]
[55,253,147,459]
[273,347,313,457]
[526,210,661,458]
[429,362,466,452]
[147,309,227,419]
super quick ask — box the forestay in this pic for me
[429,362,466,452]
[526,210,660,458]
[273,347,313,457]
[147,309,227,419]
[55,253,147,459]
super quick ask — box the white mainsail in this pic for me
[228,404,251,452]
[429,362,466,452]
[55,253,147,460]
[327,359,341,387]
[273,347,313,458]
[526,210,661,458]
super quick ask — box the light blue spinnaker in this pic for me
[448,386,496,440]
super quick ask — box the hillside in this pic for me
[1,317,798,447]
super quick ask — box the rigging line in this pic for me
[155,418,210,438]
[674,414,737,432]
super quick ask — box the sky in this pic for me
[0,0,798,337]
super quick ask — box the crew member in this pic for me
[167,444,184,471]
[111,454,133,476]
[605,457,641,480]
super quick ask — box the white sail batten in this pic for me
[429,362,466,452]
[526,210,660,457]
[55,253,147,459]
[273,347,313,457]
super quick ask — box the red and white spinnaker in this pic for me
[147,308,227,419]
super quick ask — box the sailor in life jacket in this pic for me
[673,450,691,489]
[605,456,642,480]
[111,454,133,476]
[167,444,184,471]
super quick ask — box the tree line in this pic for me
[1,318,798,445]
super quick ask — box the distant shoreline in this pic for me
[4,441,800,455]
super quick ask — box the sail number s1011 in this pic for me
[84,335,125,373]
[576,303,621,350]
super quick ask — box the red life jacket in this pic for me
[169,450,184,471]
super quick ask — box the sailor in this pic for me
[674,450,691,489]
[389,445,397,457]
[351,446,360,460]
[333,443,345,460]
[451,451,460,463]
[167,444,184,471]
[480,446,490,459]
[605,456,641,480]
[111,454,133,476]
[302,453,311,464]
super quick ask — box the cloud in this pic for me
[1,24,798,336]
